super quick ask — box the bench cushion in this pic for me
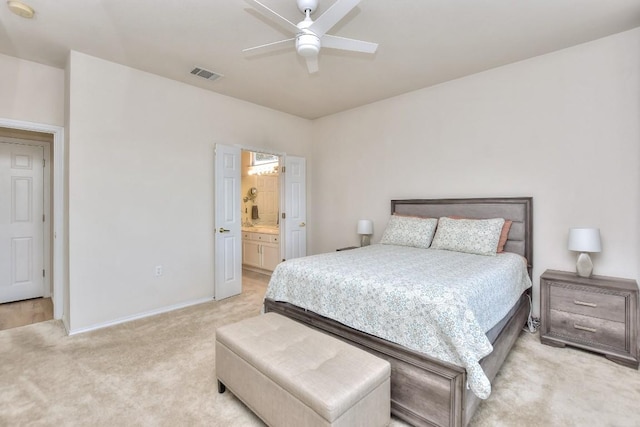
[216,312,390,423]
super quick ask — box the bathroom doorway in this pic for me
[214,144,306,298]
[240,150,281,273]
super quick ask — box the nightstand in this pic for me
[540,269,638,369]
[336,246,358,251]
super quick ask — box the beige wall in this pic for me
[3,27,638,328]
[0,53,64,126]
[67,51,311,331]
[311,28,640,315]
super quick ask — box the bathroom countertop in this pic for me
[242,226,279,235]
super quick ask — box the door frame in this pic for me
[0,138,51,299]
[238,146,307,264]
[0,118,65,321]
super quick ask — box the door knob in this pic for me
[219,228,230,233]
[299,222,306,227]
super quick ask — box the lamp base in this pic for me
[576,252,593,278]
[360,235,370,247]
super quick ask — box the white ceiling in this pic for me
[1,0,639,119]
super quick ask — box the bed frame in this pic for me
[264,197,533,427]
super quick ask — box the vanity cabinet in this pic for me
[242,240,261,268]
[242,231,280,272]
[261,244,281,271]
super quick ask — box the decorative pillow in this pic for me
[379,215,438,249]
[431,217,505,256]
[496,220,513,253]
[449,216,513,253]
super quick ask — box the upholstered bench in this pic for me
[216,312,391,427]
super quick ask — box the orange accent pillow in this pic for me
[496,220,512,253]
[448,216,512,253]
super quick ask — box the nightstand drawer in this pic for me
[549,309,626,349]
[549,284,626,322]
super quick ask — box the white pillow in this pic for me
[430,217,505,256]
[379,215,438,249]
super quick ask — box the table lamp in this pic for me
[568,228,601,278]
[357,219,373,247]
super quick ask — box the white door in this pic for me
[0,142,45,303]
[283,156,306,260]
[214,144,242,300]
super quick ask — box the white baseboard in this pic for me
[67,297,213,336]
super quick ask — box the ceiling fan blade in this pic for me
[309,0,361,37]
[321,34,378,53]
[305,56,319,74]
[245,0,300,34]
[243,38,296,55]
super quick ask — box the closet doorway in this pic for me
[0,119,65,324]
[0,127,53,330]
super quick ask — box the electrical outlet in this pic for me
[155,265,163,277]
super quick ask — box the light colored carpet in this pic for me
[1,272,638,426]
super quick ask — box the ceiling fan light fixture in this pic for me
[7,1,35,19]
[296,32,320,57]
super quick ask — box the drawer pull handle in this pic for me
[574,300,597,308]
[574,324,597,333]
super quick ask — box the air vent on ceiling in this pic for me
[190,67,223,82]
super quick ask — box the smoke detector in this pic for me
[190,67,223,82]
[7,1,35,18]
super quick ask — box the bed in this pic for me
[264,197,533,427]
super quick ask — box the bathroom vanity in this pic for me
[242,227,281,272]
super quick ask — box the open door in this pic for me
[283,156,306,260]
[214,144,242,300]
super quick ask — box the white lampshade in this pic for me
[357,219,373,235]
[568,228,602,253]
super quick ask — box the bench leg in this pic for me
[217,380,226,394]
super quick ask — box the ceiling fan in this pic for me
[243,0,378,74]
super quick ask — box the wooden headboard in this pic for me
[391,197,533,277]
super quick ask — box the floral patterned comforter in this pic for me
[264,244,532,399]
